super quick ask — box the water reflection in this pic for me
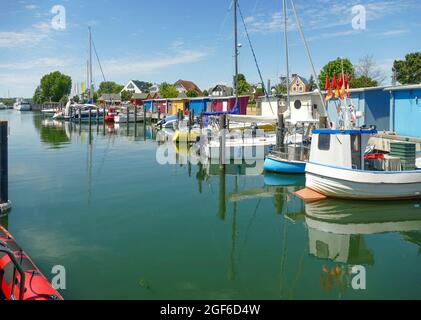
[34,115,156,147]
[33,116,70,149]
[304,199,421,292]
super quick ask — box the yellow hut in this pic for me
[170,93,189,115]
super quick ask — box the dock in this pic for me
[294,187,327,203]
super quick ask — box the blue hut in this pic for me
[188,97,211,115]
[326,86,390,130]
[143,100,153,112]
[386,84,421,137]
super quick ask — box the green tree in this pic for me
[273,84,287,94]
[93,92,98,103]
[39,71,72,102]
[160,82,179,98]
[308,75,317,91]
[97,81,124,95]
[32,86,44,104]
[72,95,80,103]
[59,95,68,105]
[203,89,209,97]
[235,74,251,95]
[318,58,355,89]
[349,76,378,88]
[186,90,198,98]
[393,52,421,85]
[121,90,134,101]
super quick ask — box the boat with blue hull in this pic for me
[264,155,306,174]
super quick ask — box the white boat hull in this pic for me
[306,162,421,200]
[114,113,146,123]
[14,105,31,111]
[203,135,276,160]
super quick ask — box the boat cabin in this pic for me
[310,129,376,170]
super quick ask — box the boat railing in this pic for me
[270,144,310,162]
[0,245,26,300]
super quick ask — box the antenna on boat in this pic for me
[289,0,329,122]
[88,26,93,102]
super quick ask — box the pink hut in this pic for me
[209,96,249,114]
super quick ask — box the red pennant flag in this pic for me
[324,76,329,91]
[339,74,343,88]
[332,74,339,98]
[345,72,351,97]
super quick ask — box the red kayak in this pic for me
[0,225,63,300]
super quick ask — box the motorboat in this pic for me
[13,99,31,111]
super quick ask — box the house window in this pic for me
[299,86,303,92]
[294,99,302,109]
[127,83,134,89]
[292,87,296,92]
[318,134,331,151]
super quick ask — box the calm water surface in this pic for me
[1,110,421,299]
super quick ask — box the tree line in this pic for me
[32,52,420,104]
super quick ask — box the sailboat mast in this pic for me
[89,26,93,101]
[86,59,90,100]
[234,0,239,105]
[283,0,290,112]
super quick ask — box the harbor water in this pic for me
[1,110,421,299]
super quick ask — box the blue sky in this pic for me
[0,0,420,97]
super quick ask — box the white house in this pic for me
[121,80,151,94]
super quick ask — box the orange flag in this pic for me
[332,74,339,98]
[325,76,333,101]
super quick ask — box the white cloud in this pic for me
[0,22,52,48]
[242,0,419,35]
[25,4,39,10]
[0,57,70,70]
[102,43,209,76]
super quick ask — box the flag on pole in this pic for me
[81,82,85,93]
[332,74,339,98]
[325,76,333,101]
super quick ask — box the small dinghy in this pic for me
[0,226,63,300]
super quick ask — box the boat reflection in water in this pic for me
[305,199,421,264]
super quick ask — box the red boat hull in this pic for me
[0,226,63,300]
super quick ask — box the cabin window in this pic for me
[350,134,362,169]
[318,134,330,151]
[294,99,302,109]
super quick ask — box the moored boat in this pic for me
[0,225,63,300]
[305,128,421,200]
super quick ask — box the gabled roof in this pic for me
[132,93,150,100]
[177,92,188,99]
[131,80,151,92]
[174,79,203,95]
[291,74,308,85]
[99,93,121,101]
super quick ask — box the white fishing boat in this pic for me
[13,99,31,111]
[0,102,6,110]
[305,126,421,200]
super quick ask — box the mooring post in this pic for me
[158,109,161,122]
[277,113,285,149]
[103,106,106,129]
[0,121,11,214]
[144,105,147,124]
[126,105,129,125]
[219,114,226,169]
[134,104,137,124]
[78,108,82,124]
